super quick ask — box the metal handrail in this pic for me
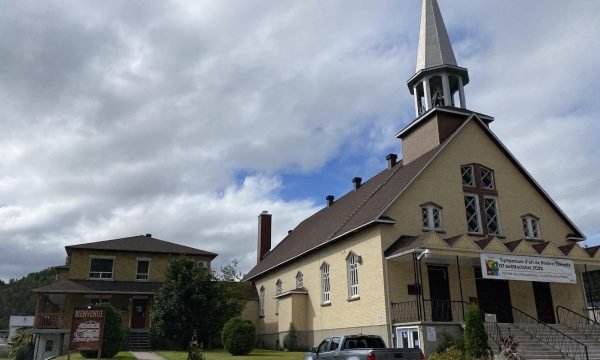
[557,305,600,341]
[390,300,419,323]
[484,320,503,351]
[390,299,468,323]
[511,306,589,360]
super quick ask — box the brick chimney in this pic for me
[326,195,335,207]
[257,211,272,263]
[352,177,362,190]
[386,154,398,169]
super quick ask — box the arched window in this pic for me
[296,271,304,289]
[259,286,265,318]
[346,252,360,299]
[421,202,443,231]
[320,262,331,305]
[275,279,282,315]
[522,214,541,240]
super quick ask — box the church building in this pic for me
[244,0,600,357]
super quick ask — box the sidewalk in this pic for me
[131,352,166,360]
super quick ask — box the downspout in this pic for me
[412,253,422,321]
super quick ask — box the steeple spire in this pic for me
[407,0,469,117]
[416,0,457,71]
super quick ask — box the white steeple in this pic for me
[407,0,469,117]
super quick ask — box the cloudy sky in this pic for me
[1,0,599,280]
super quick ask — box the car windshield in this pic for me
[342,336,386,349]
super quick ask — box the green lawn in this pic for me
[55,352,136,360]
[157,349,304,360]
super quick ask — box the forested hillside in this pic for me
[0,268,56,329]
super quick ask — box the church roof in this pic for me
[65,234,218,258]
[416,0,457,72]
[244,113,586,281]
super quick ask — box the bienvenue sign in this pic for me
[480,253,576,284]
[68,307,105,352]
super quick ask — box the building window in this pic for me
[346,252,360,299]
[136,260,150,280]
[321,262,331,304]
[421,203,443,231]
[480,166,495,189]
[484,197,501,235]
[523,215,541,239]
[296,272,303,289]
[464,194,482,233]
[275,280,282,315]
[89,258,114,279]
[461,165,475,187]
[44,340,54,352]
[259,286,265,317]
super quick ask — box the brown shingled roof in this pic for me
[586,246,600,257]
[65,235,217,258]
[244,147,440,281]
[33,279,162,294]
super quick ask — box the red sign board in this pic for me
[68,307,106,352]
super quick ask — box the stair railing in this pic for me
[484,320,503,351]
[557,305,600,341]
[511,306,589,360]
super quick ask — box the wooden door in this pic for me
[131,299,147,329]
[533,282,556,324]
[428,266,452,321]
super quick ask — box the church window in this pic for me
[421,204,443,231]
[480,167,495,189]
[522,215,541,239]
[464,194,482,233]
[484,196,501,235]
[346,252,360,299]
[321,262,331,304]
[296,271,303,288]
[275,279,282,315]
[461,165,475,187]
[259,286,265,317]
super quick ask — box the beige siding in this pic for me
[67,249,212,282]
[402,118,440,164]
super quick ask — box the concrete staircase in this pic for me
[490,323,600,360]
[127,332,151,351]
[494,323,564,360]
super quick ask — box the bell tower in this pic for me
[407,0,469,116]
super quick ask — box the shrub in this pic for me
[9,330,34,360]
[221,318,256,355]
[187,338,206,360]
[80,303,124,358]
[463,304,489,359]
[283,323,298,351]
[428,345,464,360]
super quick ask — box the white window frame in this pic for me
[464,194,482,234]
[296,271,304,289]
[480,166,495,189]
[136,258,151,281]
[321,262,331,305]
[421,204,443,231]
[88,256,115,280]
[275,279,282,315]
[522,215,541,240]
[483,196,502,236]
[259,286,265,318]
[461,165,475,187]
[346,252,360,300]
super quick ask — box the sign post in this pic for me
[68,307,106,360]
[480,253,576,284]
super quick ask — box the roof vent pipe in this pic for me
[145,233,152,237]
[386,154,398,169]
[326,195,335,208]
[352,177,362,190]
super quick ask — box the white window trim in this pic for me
[421,204,443,231]
[88,256,115,280]
[461,165,475,187]
[346,252,360,300]
[135,259,151,281]
[484,195,502,236]
[275,280,282,315]
[259,286,265,318]
[464,193,483,234]
[321,262,331,305]
[522,215,541,240]
[480,166,495,189]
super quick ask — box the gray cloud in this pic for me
[0,0,599,280]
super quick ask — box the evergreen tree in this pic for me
[463,304,489,359]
